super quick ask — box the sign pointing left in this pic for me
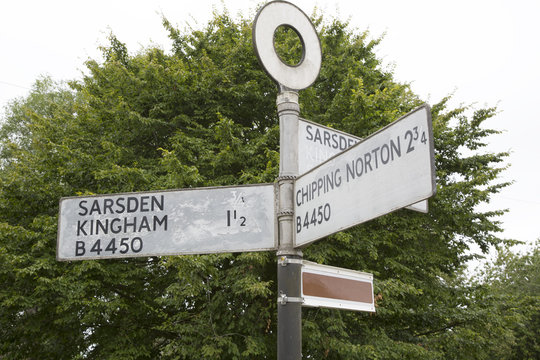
[57,184,277,260]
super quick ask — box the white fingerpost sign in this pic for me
[297,117,429,213]
[57,184,277,260]
[297,118,360,175]
[294,105,436,247]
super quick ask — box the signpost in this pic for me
[294,105,436,247]
[57,184,276,260]
[56,2,437,359]
[253,2,323,359]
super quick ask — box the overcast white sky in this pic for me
[1,0,539,254]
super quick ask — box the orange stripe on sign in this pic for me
[302,272,373,303]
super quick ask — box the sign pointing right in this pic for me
[294,105,436,247]
[297,116,429,213]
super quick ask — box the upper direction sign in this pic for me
[297,117,429,213]
[252,1,321,90]
[294,105,436,247]
[57,184,277,260]
[297,118,360,175]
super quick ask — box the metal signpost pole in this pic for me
[276,89,302,360]
[252,2,322,358]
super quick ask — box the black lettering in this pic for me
[390,137,401,160]
[310,208,317,226]
[364,152,373,172]
[421,131,427,144]
[331,133,338,149]
[89,200,101,215]
[75,241,85,256]
[298,203,332,232]
[306,124,313,141]
[110,218,122,234]
[339,135,347,150]
[124,217,137,232]
[302,186,309,205]
[381,144,390,164]
[405,130,415,153]
[335,168,342,187]
[296,190,302,207]
[96,219,108,235]
[355,157,363,177]
[78,200,88,216]
[325,173,334,191]
[115,197,126,214]
[317,206,323,224]
[371,147,380,169]
[127,197,138,213]
[324,203,331,221]
[151,195,164,212]
[140,196,149,212]
[77,220,87,236]
[313,128,322,144]
[103,199,114,214]
[138,216,151,232]
[323,131,331,147]
[119,238,129,254]
[105,238,117,253]
[90,239,102,255]
[346,161,355,182]
[131,237,143,253]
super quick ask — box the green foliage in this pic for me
[0,8,515,360]
[469,242,540,359]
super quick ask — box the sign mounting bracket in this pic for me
[278,256,303,266]
[278,293,305,305]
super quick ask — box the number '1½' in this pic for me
[227,210,246,227]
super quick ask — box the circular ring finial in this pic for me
[253,1,322,90]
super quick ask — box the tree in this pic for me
[0,9,511,359]
[473,242,540,359]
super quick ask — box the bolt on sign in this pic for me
[57,184,277,260]
[301,261,375,312]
